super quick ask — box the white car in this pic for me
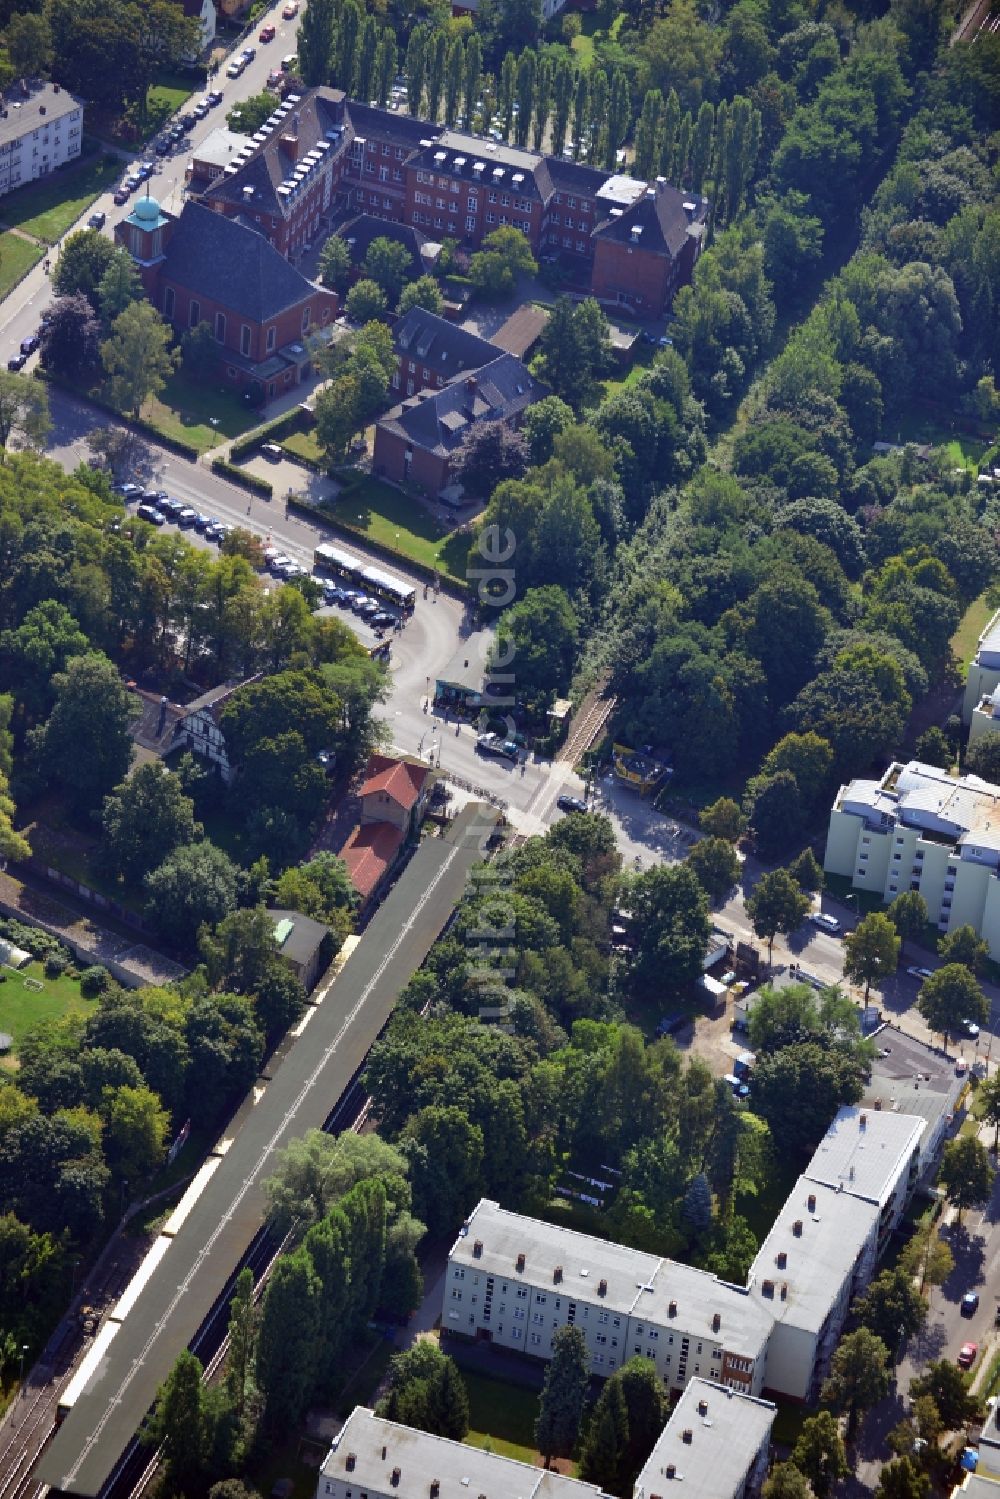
[808,912,842,935]
[906,965,933,981]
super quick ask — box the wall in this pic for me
[372,421,450,493]
[591,237,671,316]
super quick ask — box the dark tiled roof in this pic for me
[337,213,427,266]
[379,353,544,458]
[267,907,330,964]
[344,101,443,151]
[204,86,347,219]
[162,203,321,321]
[491,303,549,358]
[393,305,496,375]
[594,181,707,259]
[535,155,612,199]
[408,130,546,203]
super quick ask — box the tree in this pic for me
[537,296,612,410]
[914,726,952,769]
[763,1466,812,1499]
[753,1040,868,1153]
[910,1359,982,1429]
[699,797,745,842]
[628,863,710,997]
[745,869,810,966]
[0,370,50,459]
[102,301,178,417]
[344,277,388,326]
[101,763,199,885]
[875,1458,930,1499]
[364,237,414,304]
[7,11,52,74]
[681,1171,712,1240]
[978,1070,1000,1152]
[402,1105,484,1231]
[522,395,575,466]
[821,1327,891,1440]
[318,234,352,293]
[898,1217,953,1296]
[97,249,142,329]
[296,0,334,84]
[916,963,987,1052]
[51,228,116,304]
[760,731,834,809]
[687,837,741,904]
[888,890,929,955]
[145,1351,209,1493]
[938,924,988,975]
[852,1267,926,1353]
[379,1342,470,1439]
[103,1083,169,1182]
[468,226,537,298]
[965,735,1000,783]
[535,1325,589,1466]
[398,275,444,316]
[579,1376,629,1493]
[743,771,803,860]
[455,420,529,498]
[225,1267,259,1424]
[264,1130,411,1236]
[0,600,88,726]
[39,294,102,380]
[145,842,239,949]
[255,1250,320,1431]
[791,1411,848,1498]
[33,652,133,810]
[789,848,824,893]
[490,586,578,703]
[178,318,217,380]
[938,1134,994,1224]
[843,912,900,999]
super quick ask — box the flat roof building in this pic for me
[964,608,1000,722]
[635,1380,775,1499]
[0,81,83,196]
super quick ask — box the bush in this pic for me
[210,456,274,497]
[79,964,113,998]
[0,916,71,963]
[44,952,68,978]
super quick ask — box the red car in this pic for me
[259,23,275,40]
[958,1342,978,1370]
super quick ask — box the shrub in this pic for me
[79,964,113,998]
[44,952,68,978]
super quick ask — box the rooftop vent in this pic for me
[420,137,434,147]
[382,1448,387,1461]
[346,1455,357,1472]
[630,225,643,240]
[434,150,447,162]
[242,185,255,197]
[860,1113,868,1129]
[554,1265,563,1284]
[453,155,466,168]
[682,1430,693,1446]
[473,1239,483,1258]
[493,167,504,178]
[516,1252,526,1272]
[807,1193,816,1213]
[473,162,485,174]
[512,172,524,184]
[792,1220,803,1237]
[39,104,46,115]
[598,1278,608,1297]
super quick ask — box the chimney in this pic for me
[780,1283,788,1301]
[280,130,300,160]
[346,1456,357,1472]
[711,1313,721,1332]
[598,1278,608,1297]
[554,1265,563,1284]
[697,1399,708,1417]
[382,1448,387,1461]
[860,1112,867,1130]
[807,1193,816,1213]
[431,1483,440,1498]
[39,104,46,115]
[776,1251,787,1269]
[391,1469,401,1487]
[466,375,477,391]
[682,1430,693,1445]
[668,1300,677,1317]
[516,1252,525,1272]
[473,1240,483,1258]
[666,1469,676,1481]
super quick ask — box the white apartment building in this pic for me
[969,684,1000,752]
[447,1109,925,1406]
[446,1201,772,1398]
[824,759,1000,957]
[318,1392,775,1499]
[964,609,1000,723]
[0,83,83,197]
[634,1380,775,1499]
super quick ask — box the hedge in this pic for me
[289,489,470,598]
[211,456,274,497]
[229,404,312,461]
[35,368,201,461]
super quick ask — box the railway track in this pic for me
[557,688,617,766]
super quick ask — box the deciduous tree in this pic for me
[101,762,200,885]
[821,1327,891,1440]
[102,301,178,417]
[33,652,133,810]
[745,869,810,966]
[791,1411,848,1498]
[843,912,901,999]
[686,837,741,904]
[0,370,49,459]
[938,1134,994,1224]
[917,963,987,1052]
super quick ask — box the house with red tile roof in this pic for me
[338,753,434,908]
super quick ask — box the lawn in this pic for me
[0,960,95,1053]
[0,230,43,300]
[893,408,989,473]
[141,368,259,454]
[144,72,199,137]
[282,428,324,466]
[0,154,121,244]
[462,1369,546,1466]
[326,477,472,584]
[952,591,995,672]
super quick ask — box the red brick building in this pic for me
[391,305,496,398]
[116,195,337,399]
[192,86,708,317]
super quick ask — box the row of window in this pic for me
[162,289,316,352]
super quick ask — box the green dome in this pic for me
[133,194,162,222]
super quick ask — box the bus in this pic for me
[314,542,416,614]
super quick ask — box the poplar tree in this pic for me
[660,88,681,179]
[498,51,517,140]
[515,49,536,148]
[532,54,552,150]
[355,15,379,103]
[633,90,663,179]
[296,0,335,86]
[426,29,447,122]
[550,56,574,157]
[587,69,608,165]
[374,28,397,107]
[336,0,362,94]
[463,33,482,130]
[689,100,715,192]
[405,25,429,117]
[573,70,589,158]
[606,68,630,169]
[445,35,464,126]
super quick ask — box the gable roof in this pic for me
[336,213,427,267]
[491,303,549,358]
[594,179,707,259]
[338,821,405,899]
[393,305,496,374]
[203,86,347,220]
[359,753,431,811]
[162,201,321,322]
[379,354,544,459]
[267,907,330,965]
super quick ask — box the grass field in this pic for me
[952,591,995,672]
[893,408,989,473]
[141,369,258,454]
[463,1369,546,1465]
[0,960,94,1053]
[0,155,121,244]
[0,230,44,300]
[327,477,472,583]
[145,73,198,136]
[282,428,324,466]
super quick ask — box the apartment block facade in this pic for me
[824,759,1000,958]
[193,87,708,318]
[0,83,83,197]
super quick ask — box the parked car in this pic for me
[113,186,130,204]
[958,1342,978,1369]
[241,45,256,62]
[192,513,213,531]
[476,732,519,761]
[371,610,395,627]
[267,68,284,88]
[203,521,225,541]
[136,503,166,525]
[141,489,167,504]
[959,1018,981,1039]
[322,583,346,604]
[261,442,282,460]
[808,912,842,935]
[193,99,211,119]
[177,507,198,526]
[557,794,588,814]
[208,89,224,106]
[282,0,299,14]
[7,352,27,371]
[113,481,143,499]
[656,1013,691,1037]
[88,210,106,230]
[226,58,245,78]
[906,966,933,981]
[136,161,155,181]
[260,22,276,39]
[962,1292,980,1317]
[281,53,297,70]
[154,138,172,156]
[20,334,39,356]
[269,553,293,573]
[350,593,375,613]
[160,497,185,518]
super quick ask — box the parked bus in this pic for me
[314,542,416,614]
